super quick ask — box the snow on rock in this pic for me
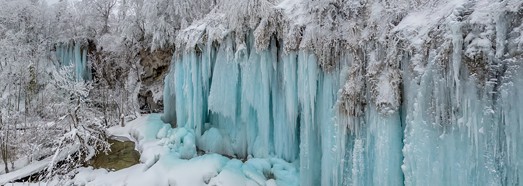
[392,0,469,46]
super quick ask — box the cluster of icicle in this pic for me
[175,0,414,122]
[55,40,92,81]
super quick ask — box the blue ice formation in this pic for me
[55,42,92,81]
[162,32,523,185]
[132,114,299,186]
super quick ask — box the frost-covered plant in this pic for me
[40,66,110,179]
[338,50,366,119]
[142,0,214,50]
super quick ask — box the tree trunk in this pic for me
[1,111,9,173]
[120,114,125,127]
[1,138,9,174]
[2,150,8,173]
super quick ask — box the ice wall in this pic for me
[55,42,92,81]
[162,4,523,185]
[163,33,523,185]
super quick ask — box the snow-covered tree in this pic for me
[0,0,110,177]
[41,66,109,179]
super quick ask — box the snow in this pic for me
[199,128,235,157]
[208,159,256,186]
[0,158,50,185]
[275,0,307,26]
[392,0,468,47]
[37,114,300,186]
[0,157,30,175]
[0,144,78,185]
[72,167,109,185]
[107,114,149,141]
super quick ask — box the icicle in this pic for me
[274,51,299,161]
[449,8,464,109]
[297,50,320,186]
[161,56,177,125]
[208,37,239,121]
[74,43,83,81]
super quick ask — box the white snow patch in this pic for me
[393,0,468,46]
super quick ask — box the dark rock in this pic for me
[88,138,140,171]
[138,49,172,113]
[139,49,172,86]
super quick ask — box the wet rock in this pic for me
[88,138,140,171]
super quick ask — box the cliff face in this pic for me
[162,0,523,185]
[138,49,173,113]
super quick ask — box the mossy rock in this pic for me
[89,139,140,171]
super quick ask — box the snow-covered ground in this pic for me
[5,114,299,186]
[0,145,79,185]
[0,158,50,185]
[0,157,30,175]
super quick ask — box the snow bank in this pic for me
[0,145,78,185]
[68,114,299,186]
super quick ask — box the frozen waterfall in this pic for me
[55,42,92,81]
[162,14,523,186]
[163,36,400,185]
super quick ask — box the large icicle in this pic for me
[276,51,299,161]
[297,51,320,186]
